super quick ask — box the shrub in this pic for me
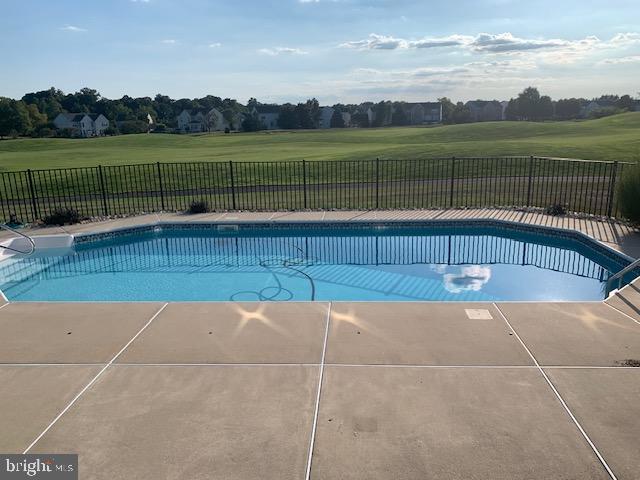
[42,208,81,226]
[545,203,566,216]
[187,200,209,214]
[617,163,640,224]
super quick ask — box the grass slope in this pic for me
[0,112,638,171]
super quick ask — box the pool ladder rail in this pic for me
[606,257,640,297]
[0,224,36,256]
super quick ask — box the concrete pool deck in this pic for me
[0,209,639,479]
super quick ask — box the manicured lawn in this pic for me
[0,113,638,171]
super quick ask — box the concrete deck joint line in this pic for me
[21,302,169,454]
[305,301,332,480]
[492,302,618,480]
[603,300,640,326]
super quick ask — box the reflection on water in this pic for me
[0,228,629,302]
[443,266,492,294]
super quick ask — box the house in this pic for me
[341,112,352,127]
[354,106,375,126]
[319,107,334,129]
[405,102,443,124]
[466,100,504,122]
[177,108,232,133]
[177,109,207,133]
[251,105,281,130]
[53,113,110,137]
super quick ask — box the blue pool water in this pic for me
[0,223,635,302]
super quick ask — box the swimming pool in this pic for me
[0,221,636,302]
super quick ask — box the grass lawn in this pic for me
[0,113,638,171]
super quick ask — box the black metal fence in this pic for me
[0,156,630,223]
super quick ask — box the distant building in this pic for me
[405,102,442,124]
[177,108,229,133]
[465,100,504,122]
[341,112,352,127]
[251,105,281,130]
[53,113,109,137]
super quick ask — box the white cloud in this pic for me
[599,55,640,65]
[161,39,177,44]
[339,32,640,60]
[208,42,222,48]
[61,25,87,32]
[443,266,492,294]
[259,47,308,56]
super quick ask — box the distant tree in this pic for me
[438,97,456,124]
[351,112,370,128]
[391,104,409,126]
[451,102,471,123]
[372,101,392,127]
[506,87,554,121]
[617,94,635,111]
[538,95,554,120]
[118,120,149,135]
[241,115,262,132]
[25,103,47,130]
[555,98,583,119]
[278,104,299,129]
[330,109,345,128]
[0,98,31,138]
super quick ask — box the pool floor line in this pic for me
[21,302,169,454]
[493,302,618,480]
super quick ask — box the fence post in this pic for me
[26,169,39,221]
[302,159,308,209]
[375,157,380,209]
[526,155,534,207]
[229,161,237,210]
[606,161,619,218]
[449,157,456,207]
[98,165,109,216]
[156,162,165,211]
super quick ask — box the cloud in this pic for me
[470,32,567,52]
[61,25,87,32]
[259,47,308,56]
[340,34,407,50]
[599,55,640,65]
[339,32,640,60]
[161,39,177,44]
[443,266,492,294]
[208,42,222,48]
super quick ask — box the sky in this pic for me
[1,0,639,104]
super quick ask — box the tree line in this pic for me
[0,86,637,138]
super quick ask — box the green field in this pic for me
[0,113,639,171]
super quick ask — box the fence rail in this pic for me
[0,156,630,223]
